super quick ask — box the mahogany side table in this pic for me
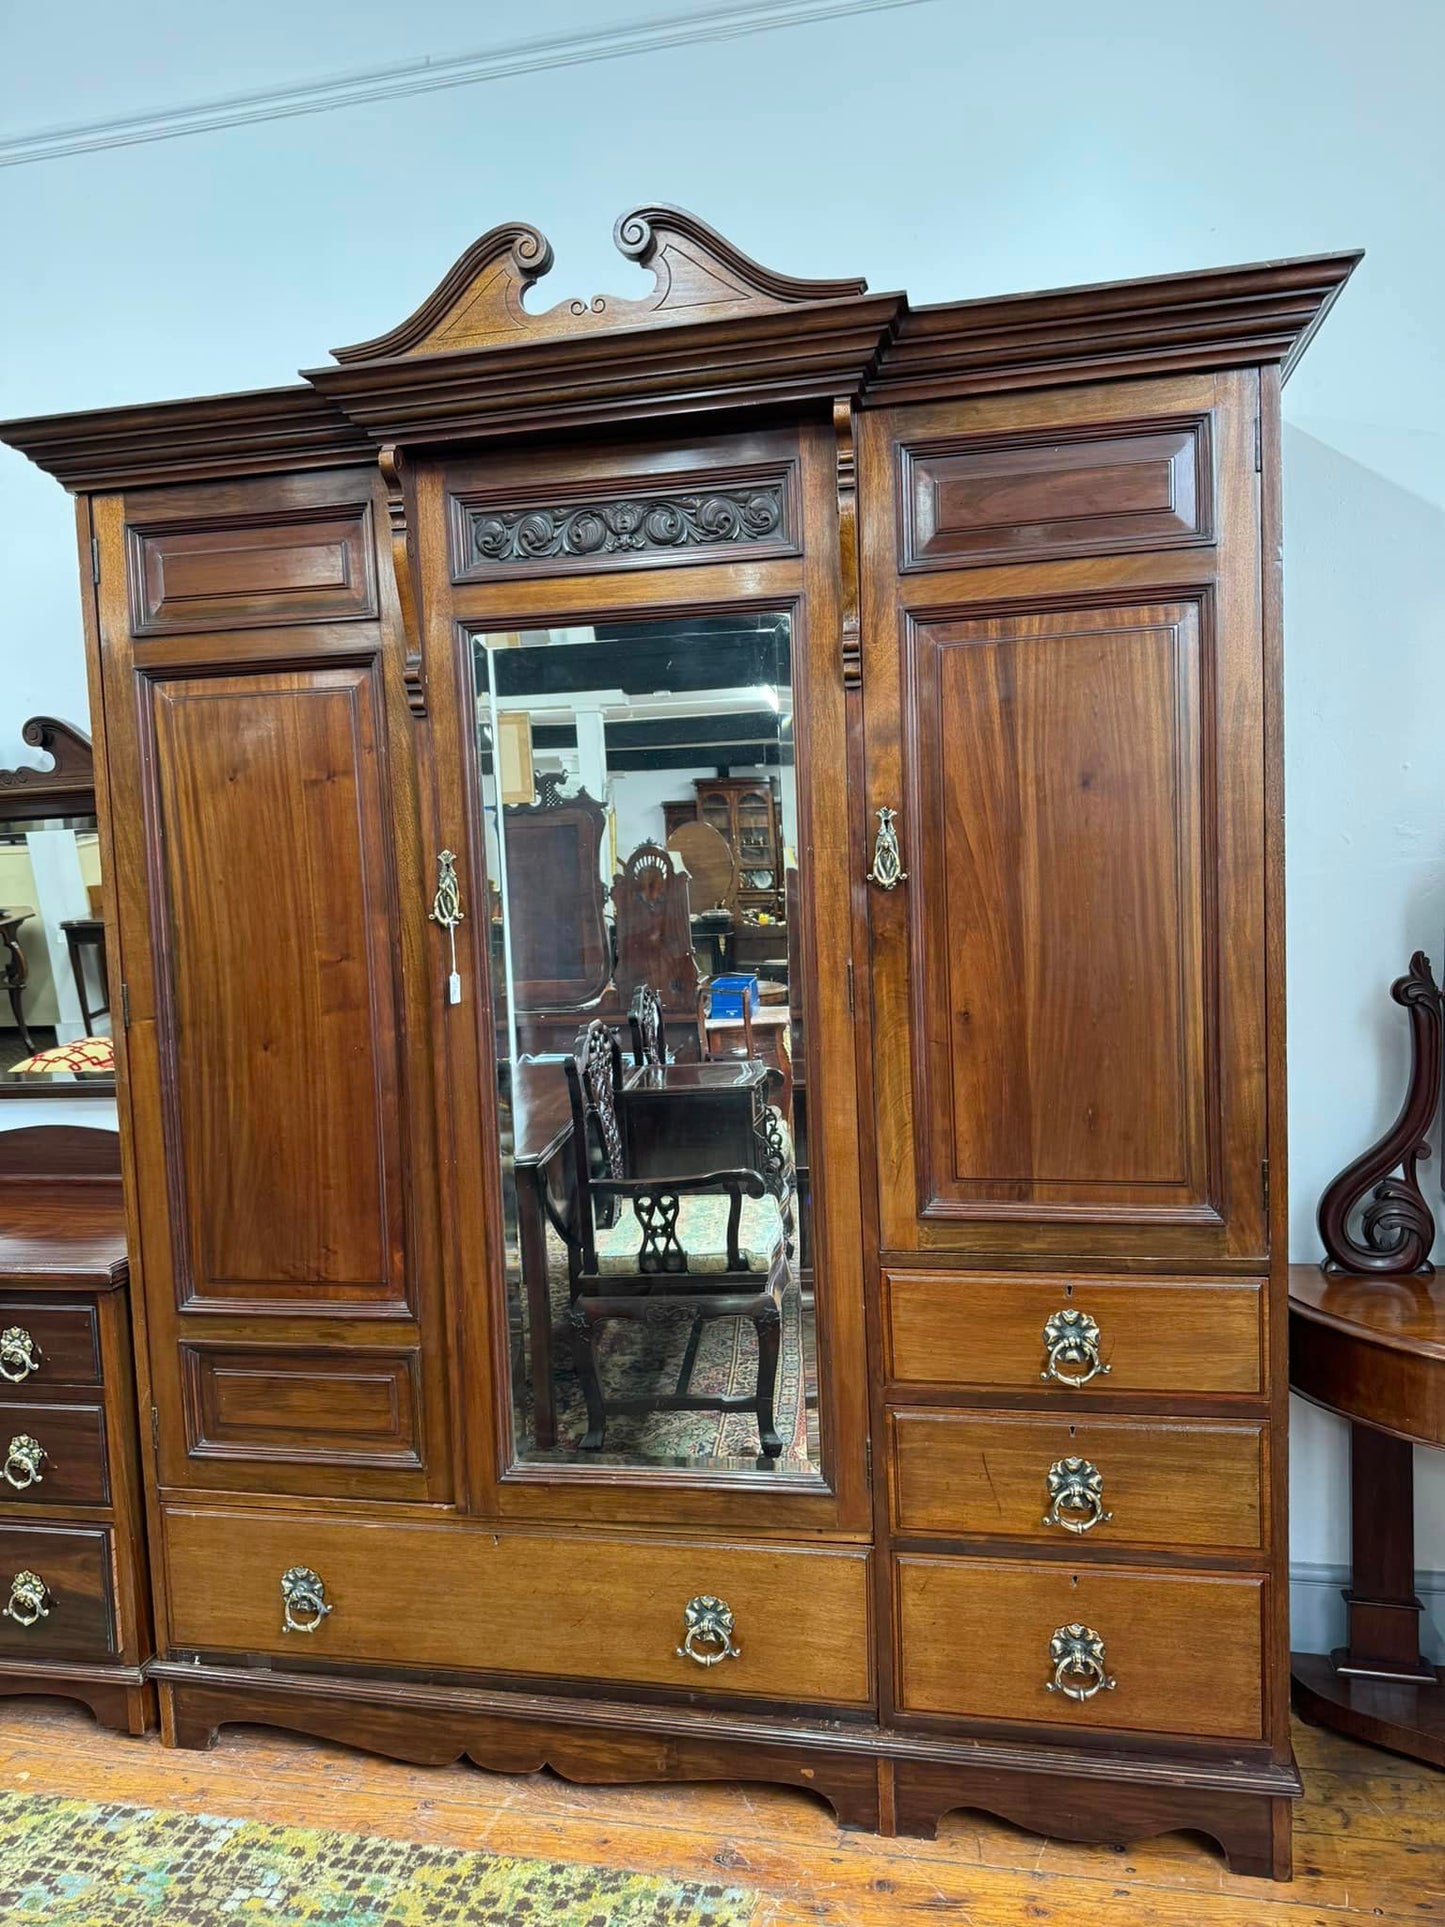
[1289,1263,1445,1765]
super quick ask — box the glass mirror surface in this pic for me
[0,811,114,1095]
[473,613,818,1479]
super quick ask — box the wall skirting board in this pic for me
[1292,1564,1445,1662]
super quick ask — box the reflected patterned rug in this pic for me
[532,1234,814,1463]
[0,1790,761,1924]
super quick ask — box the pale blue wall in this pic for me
[2,0,1442,1643]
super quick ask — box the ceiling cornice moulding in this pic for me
[0,0,935,168]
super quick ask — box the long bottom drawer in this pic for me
[163,1509,872,1708]
[896,1555,1265,1740]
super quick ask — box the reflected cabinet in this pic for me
[0,209,1359,1876]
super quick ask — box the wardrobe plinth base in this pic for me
[150,1662,1297,1874]
[155,1670,884,1832]
[0,1662,154,1736]
[891,1756,1295,1880]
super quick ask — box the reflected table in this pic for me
[511,1056,774,1451]
[60,917,109,1037]
[0,906,35,1053]
[1289,1263,1445,1765]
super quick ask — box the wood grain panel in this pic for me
[129,504,376,634]
[148,664,406,1309]
[896,1555,1263,1738]
[884,1272,1263,1396]
[0,1400,110,1506]
[888,1409,1265,1550]
[0,1300,101,1388]
[181,1345,422,1469]
[0,1523,116,1660]
[902,419,1210,568]
[163,1509,872,1707]
[910,597,1210,1221]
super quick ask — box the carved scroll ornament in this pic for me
[469,483,785,567]
[332,206,868,362]
[1317,951,1444,1275]
[0,718,95,821]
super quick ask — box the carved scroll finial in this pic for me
[0,718,95,821]
[334,224,555,362]
[331,207,868,362]
[1317,951,1444,1275]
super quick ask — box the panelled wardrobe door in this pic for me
[859,373,1268,1266]
[90,469,452,1502]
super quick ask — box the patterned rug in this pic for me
[0,1790,761,1925]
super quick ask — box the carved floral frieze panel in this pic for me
[448,467,798,581]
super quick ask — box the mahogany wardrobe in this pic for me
[1,209,1358,1878]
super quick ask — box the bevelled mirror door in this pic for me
[0,719,115,1099]
[470,612,820,1481]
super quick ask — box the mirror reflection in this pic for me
[474,613,817,1477]
[0,807,113,1094]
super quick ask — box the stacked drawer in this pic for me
[0,1284,152,1731]
[882,1271,1271,1742]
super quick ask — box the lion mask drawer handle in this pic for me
[1040,1308,1110,1387]
[4,1570,52,1629]
[1042,1457,1112,1534]
[0,1328,41,1384]
[280,1566,332,1635]
[3,1435,46,1491]
[1045,1623,1116,1702]
[677,1594,741,1667]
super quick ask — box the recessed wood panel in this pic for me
[902,420,1210,568]
[908,598,1213,1222]
[163,1508,872,1707]
[0,1522,116,1660]
[884,1272,1263,1397]
[149,665,406,1309]
[895,1555,1263,1739]
[888,1409,1265,1550]
[181,1346,422,1469]
[129,504,376,634]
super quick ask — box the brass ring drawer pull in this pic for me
[1045,1623,1116,1702]
[1040,1309,1110,1387]
[3,1435,46,1490]
[0,1328,40,1384]
[677,1594,741,1667]
[280,1566,332,1635]
[4,1570,51,1629]
[1041,1457,1111,1534]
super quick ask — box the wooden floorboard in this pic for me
[0,1698,1440,1925]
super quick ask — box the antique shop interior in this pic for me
[0,5,1441,1924]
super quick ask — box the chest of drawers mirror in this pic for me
[0,1124,152,1731]
[0,209,1359,1877]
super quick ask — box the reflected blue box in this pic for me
[708,973,760,1018]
